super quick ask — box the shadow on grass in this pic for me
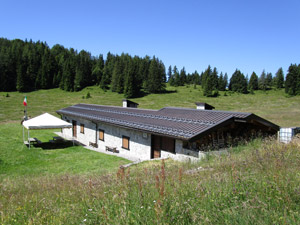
[130,89,178,99]
[34,141,74,150]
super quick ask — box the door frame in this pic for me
[151,135,161,159]
[72,120,77,138]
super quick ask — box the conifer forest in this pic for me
[0,38,299,97]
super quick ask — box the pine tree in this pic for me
[201,65,212,92]
[258,70,267,91]
[211,67,219,90]
[92,54,104,85]
[167,65,172,82]
[285,64,300,95]
[266,72,273,89]
[111,57,123,92]
[179,67,187,85]
[145,56,166,93]
[218,72,225,91]
[229,69,248,93]
[274,67,284,89]
[248,72,259,90]
[124,58,139,98]
[172,66,180,87]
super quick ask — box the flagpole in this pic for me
[23,96,28,121]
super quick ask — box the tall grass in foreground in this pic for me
[1,139,300,224]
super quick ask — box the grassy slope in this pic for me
[1,138,300,224]
[0,123,129,178]
[1,85,300,126]
[1,85,300,224]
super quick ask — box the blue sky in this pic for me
[1,0,299,77]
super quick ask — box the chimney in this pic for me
[122,99,139,108]
[195,102,215,110]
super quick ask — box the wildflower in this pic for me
[153,200,156,203]
[83,219,87,222]
[141,206,144,209]
[88,209,92,211]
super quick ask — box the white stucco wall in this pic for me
[61,115,152,161]
[160,140,204,163]
[60,115,207,162]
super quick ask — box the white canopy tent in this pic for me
[22,113,72,148]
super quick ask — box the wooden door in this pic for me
[151,135,161,158]
[72,121,77,137]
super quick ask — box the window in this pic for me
[80,124,84,134]
[122,136,130,150]
[99,129,104,141]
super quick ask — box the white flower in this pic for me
[153,200,156,203]
[83,219,87,222]
[88,209,92,211]
[141,206,144,208]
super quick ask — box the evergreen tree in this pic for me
[285,64,300,95]
[211,67,219,90]
[258,70,267,91]
[248,72,259,90]
[111,57,123,93]
[229,69,248,93]
[201,65,212,92]
[274,67,284,89]
[192,70,200,85]
[145,56,166,93]
[218,72,225,91]
[224,73,228,88]
[266,72,273,88]
[124,57,139,98]
[172,66,180,86]
[100,52,115,90]
[179,67,187,86]
[167,65,172,82]
[92,54,104,85]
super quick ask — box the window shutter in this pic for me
[122,136,130,150]
[99,130,104,141]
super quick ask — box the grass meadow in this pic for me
[1,85,300,224]
[1,84,300,126]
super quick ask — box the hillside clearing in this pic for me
[1,85,300,127]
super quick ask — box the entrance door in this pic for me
[151,135,161,158]
[72,121,77,138]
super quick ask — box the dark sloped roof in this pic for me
[57,104,278,140]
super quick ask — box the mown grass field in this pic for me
[1,85,300,224]
[0,123,130,179]
[1,84,300,126]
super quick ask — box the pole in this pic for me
[28,128,30,149]
[23,109,27,121]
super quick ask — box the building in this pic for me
[57,102,279,161]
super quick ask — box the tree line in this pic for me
[167,64,300,96]
[0,38,165,98]
[1,38,300,97]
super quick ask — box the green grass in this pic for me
[1,85,300,126]
[1,137,300,224]
[0,123,130,178]
[1,85,300,224]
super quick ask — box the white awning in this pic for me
[23,113,72,130]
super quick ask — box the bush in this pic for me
[86,92,91,99]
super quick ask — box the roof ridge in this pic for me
[77,103,158,112]
[161,107,252,115]
[71,104,217,126]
